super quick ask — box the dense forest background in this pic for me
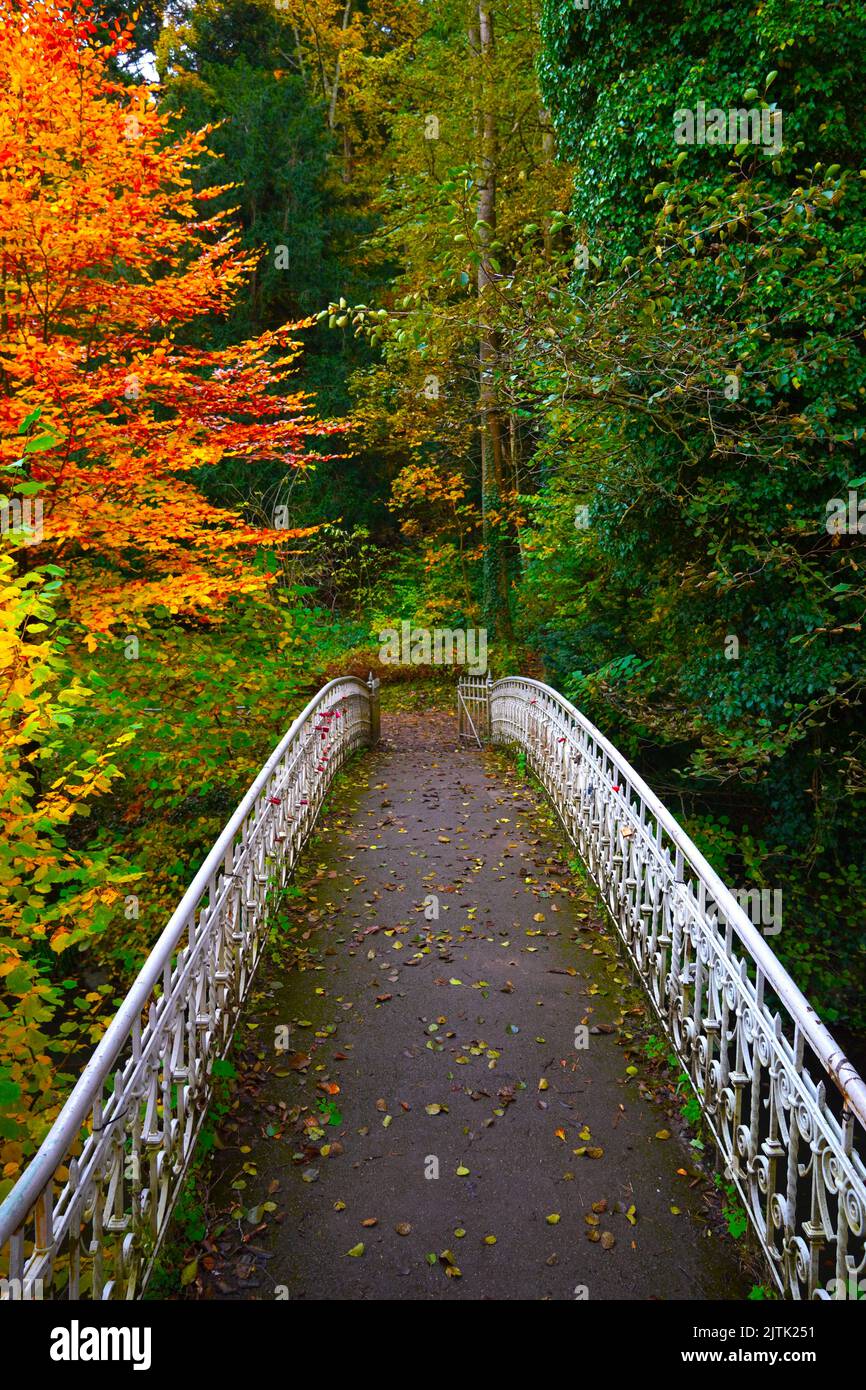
[1,0,865,1183]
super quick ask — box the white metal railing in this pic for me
[462,675,866,1300]
[0,674,380,1300]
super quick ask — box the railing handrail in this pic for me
[484,675,866,1128]
[0,675,373,1251]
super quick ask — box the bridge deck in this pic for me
[189,708,749,1300]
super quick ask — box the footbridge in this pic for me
[1,674,863,1301]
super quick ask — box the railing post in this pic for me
[485,671,493,741]
[367,671,381,745]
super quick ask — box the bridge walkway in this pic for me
[189,708,750,1300]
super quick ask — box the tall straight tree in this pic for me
[475,1,512,638]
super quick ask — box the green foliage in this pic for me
[0,552,135,1172]
[519,0,866,1026]
[159,0,394,526]
[680,1092,703,1128]
[715,1175,749,1240]
[162,55,337,334]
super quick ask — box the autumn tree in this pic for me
[0,0,340,635]
[0,0,338,1166]
[265,0,423,190]
[318,0,570,637]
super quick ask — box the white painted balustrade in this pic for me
[460,675,866,1300]
[0,675,379,1300]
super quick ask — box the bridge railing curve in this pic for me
[0,675,380,1300]
[462,674,866,1300]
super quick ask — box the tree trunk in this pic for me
[328,0,354,132]
[540,106,555,262]
[475,1,512,641]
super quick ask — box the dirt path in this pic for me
[188,708,751,1301]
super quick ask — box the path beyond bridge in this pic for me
[193,708,748,1300]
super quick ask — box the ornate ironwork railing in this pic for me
[457,673,490,746]
[461,675,866,1300]
[0,675,380,1300]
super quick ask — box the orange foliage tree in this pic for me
[0,0,341,633]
